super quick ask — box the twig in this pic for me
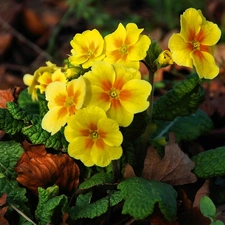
[7,202,37,225]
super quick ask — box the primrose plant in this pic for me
[0,7,223,224]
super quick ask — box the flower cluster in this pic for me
[24,23,152,167]
[23,9,221,167]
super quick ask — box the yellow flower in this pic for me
[155,50,174,68]
[83,61,152,127]
[36,69,67,94]
[23,61,60,101]
[104,23,151,70]
[64,106,123,167]
[168,8,221,79]
[41,76,86,135]
[69,29,105,69]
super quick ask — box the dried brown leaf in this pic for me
[0,193,9,225]
[0,88,15,108]
[15,141,80,195]
[142,133,197,185]
[193,180,210,208]
[123,163,136,179]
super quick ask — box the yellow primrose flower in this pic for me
[69,29,105,69]
[104,23,151,70]
[168,8,221,79]
[64,106,123,167]
[155,50,174,68]
[41,76,86,135]
[83,61,152,127]
[23,61,59,101]
[36,68,67,94]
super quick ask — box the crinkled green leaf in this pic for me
[153,110,213,142]
[7,102,33,122]
[35,185,68,225]
[0,141,23,179]
[200,196,216,220]
[0,177,27,207]
[22,120,68,150]
[0,108,25,135]
[118,177,177,221]
[70,191,122,220]
[211,221,225,225]
[152,73,204,120]
[79,172,114,189]
[17,89,45,115]
[193,147,225,178]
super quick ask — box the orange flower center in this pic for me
[87,49,94,58]
[192,41,200,50]
[119,44,128,55]
[65,96,74,107]
[90,131,98,139]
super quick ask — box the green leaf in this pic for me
[79,172,114,189]
[193,147,225,178]
[35,185,68,225]
[22,120,68,150]
[0,108,25,135]
[200,196,216,220]
[211,221,225,225]
[0,177,27,207]
[0,141,24,179]
[118,177,177,221]
[152,73,204,120]
[70,191,122,220]
[7,102,33,122]
[17,89,45,115]
[153,110,213,142]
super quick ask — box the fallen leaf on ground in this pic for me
[141,133,197,185]
[0,88,15,108]
[193,179,210,208]
[15,141,80,195]
[0,193,9,225]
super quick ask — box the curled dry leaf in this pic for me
[0,88,15,109]
[15,141,80,195]
[142,133,197,185]
[0,193,9,225]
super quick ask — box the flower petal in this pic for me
[98,118,123,146]
[68,137,94,167]
[180,8,202,42]
[168,33,193,68]
[107,99,133,127]
[120,79,151,113]
[125,23,143,46]
[42,106,69,135]
[191,50,219,79]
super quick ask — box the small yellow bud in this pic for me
[155,50,173,68]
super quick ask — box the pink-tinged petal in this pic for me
[97,118,123,146]
[168,34,193,68]
[104,23,126,51]
[68,137,94,167]
[191,50,220,79]
[84,61,115,91]
[107,99,133,127]
[120,79,151,113]
[196,22,221,46]
[42,106,69,135]
[45,81,67,104]
[180,8,202,42]
[127,35,151,61]
[90,140,114,167]
[125,23,143,46]
[87,85,111,111]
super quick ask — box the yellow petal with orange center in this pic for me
[168,33,193,68]
[42,106,69,135]
[68,137,94,167]
[191,50,219,79]
[180,8,202,42]
[98,118,123,146]
[120,79,151,113]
